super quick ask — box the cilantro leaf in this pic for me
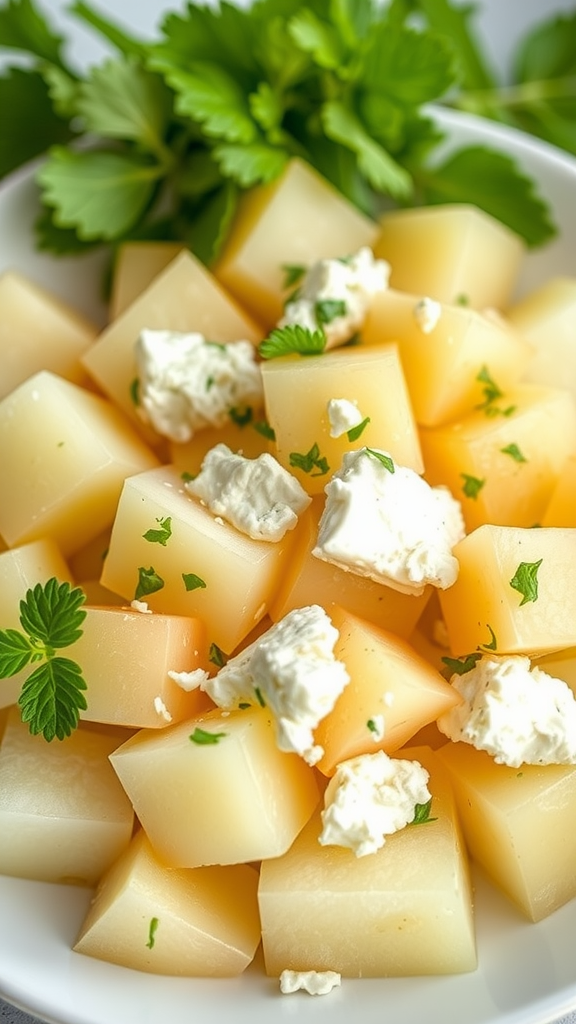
[322,100,413,200]
[154,1,260,78]
[501,443,527,463]
[0,0,68,68]
[509,559,543,606]
[259,324,326,359]
[34,206,100,255]
[19,578,86,650]
[18,656,88,742]
[460,473,485,500]
[77,59,172,156]
[0,68,73,179]
[37,147,161,241]
[421,145,557,248]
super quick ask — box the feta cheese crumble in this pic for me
[279,247,390,349]
[134,329,263,442]
[319,751,432,857]
[312,448,465,595]
[413,296,442,334]
[204,605,350,765]
[184,443,311,541]
[326,398,364,438]
[279,970,342,996]
[130,599,152,614]
[153,696,172,722]
[167,668,210,692]
[438,655,576,767]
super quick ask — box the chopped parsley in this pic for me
[509,559,543,606]
[254,686,266,707]
[364,448,395,473]
[146,917,159,949]
[208,642,228,668]
[253,419,276,441]
[189,727,227,744]
[475,365,503,409]
[347,416,370,442]
[500,443,527,463]
[409,798,437,826]
[129,377,140,406]
[258,325,326,360]
[229,405,253,428]
[282,264,306,289]
[441,652,482,676]
[142,516,172,546]
[315,298,347,326]
[366,718,380,735]
[480,624,498,651]
[135,566,165,600]
[289,442,330,477]
[182,572,207,592]
[461,473,485,500]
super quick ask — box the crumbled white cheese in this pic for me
[327,398,364,438]
[319,750,431,857]
[279,970,342,996]
[130,599,152,614]
[184,443,311,542]
[153,696,172,722]
[438,655,576,767]
[312,448,465,595]
[413,296,442,334]
[134,329,263,442]
[279,247,390,349]
[204,605,350,765]
[167,668,210,692]
[367,714,385,741]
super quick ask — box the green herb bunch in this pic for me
[0,0,562,266]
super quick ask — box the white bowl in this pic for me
[1,109,576,1024]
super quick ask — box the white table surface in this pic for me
[2,1,576,1021]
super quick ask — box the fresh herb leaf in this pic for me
[76,58,173,156]
[135,566,165,600]
[229,405,253,428]
[460,473,485,500]
[19,577,86,649]
[254,685,266,707]
[315,298,347,325]
[0,0,68,68]
[151,59,257,145]
[289,442,330,476]
[441,652,481,676]
[347,416,370,442]
[475,365,503,408]
[182,572,207,592]
[409,797,437,825]
[0,629,38,677]
[282,263,306,289]
[366,718,380,735]
[500,443,527,463]
[259,324,326,359]
[253,419,276,441]
[509,559,543,606]
[143,516,172,546]
[0,68,73,179]
[189,726,227,744]
[129,377,140,406]
[364,448,395,473]
[480,624,498,651]
[18,657,88,742]
[146,917,159,949]
[208,643,228,668]
[321,99,413,200]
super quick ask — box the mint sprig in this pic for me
[0,578,88,742]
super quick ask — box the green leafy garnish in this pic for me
[146,917,159,949]
[129,377,140,406]
[480,624,498,651]
[475,365,503,409]
[441,652,482,676]
[182,572,207,592]
[0,578,87,742]
[347,416,370,442]
[366,718,380,735]
[229,405,253,428]
[208,642,228,668]
[143,516,172,546]
[365,448,395,473]
[282,264,306,289]
[253,419,276,441]
[460,473,485,500]
[135,566,165,600]
[254,686,266,708]
[500,443,527,463]
[509,559,543,606]
[409,798,437,826]
[258,325,326,360]
[189,727,227,745]
[289,442,330,477]
[315,298,347,326]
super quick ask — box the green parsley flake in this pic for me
[254,686,266,707]
[129,377,140,406]
[347,416,371,442]
[365,448,394,473]
[181,470,196,483]
[315,298,347,326]
[209,642,228,668]
[258,325,326,359]
[229,405,253,427]
[253,419,276,441]
[282,264,306,289]
[135,566,165,600]
[441,652,482,676]
[189,727,228,745]
[146,917,159,949]
[475,365,503,409]
[480,624,498,651]
[289,443,330,477]
[500,443,527,463]
[142,516,172,546]
[461,473,485,499]
[509,559,543,606]
[182,572,207,592]
[366,718,379,735]
[409,798,437,826]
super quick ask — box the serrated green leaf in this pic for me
[288,8,345,70]
[0,0,67,68]
[322,99,412,200]
[513,12,576,83]
[19,579,86,650]
[69,0,146,59]
[77,58,172,154]
[360,21,458,105]
[0,629,34,677]
[213,142,288,187]
[0,68,73,179]
[188,180,238,266]
[18,656,87,742]
[413,0,496,91]
[153,60,257,144]
[249,81,283,132]
[37,147,161,241]
[41,65,80,120]
[154,1,260,78]
[34,206,100,255]
[259,324,326,359]
[421,145,557,248]
[329,0,377,47]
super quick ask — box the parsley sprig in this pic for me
[0,0,557,265]
[0,578,88,742]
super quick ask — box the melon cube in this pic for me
[362,289,531,426]
[258,746,476,976]
[109,242,186,320]
[436,740,576,921]
[74,830,260,976]
[438,525,576,656]
[0,371,159,556]
[0,270,97,399]
[261,343,423,495]
[313,607,461,775]
[100,464,300,652]
[542,455,576,527]
[372,204,524,309]
[213,157,379,327]
[0,709,134,885]
[508,277,576,402]
[420,385,576,530]
[109,705,320,868]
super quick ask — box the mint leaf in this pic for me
[509,559,543,606]
[322,100,413,200]
[259,324,326,359]
[0,629,34,677]
[0,68,73,179]
[0,0,68,68]
[37,147,161,241]
[421,145,556,248]
[18,656,88,742]
[77,59,172,155]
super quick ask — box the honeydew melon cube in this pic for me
[74,829,261,976]
[436,740,576,921]
[68,605,210,730]
[0,539,73,709]
[420,385,576,531]
[269,498,432,639]
[109,242,186,320]
[258,746,476,977]
[81,251,264,438]
[0,372,159,556]
[313,607,461,775]
[372,204,524,309]
[0,270,97,400]
[213,157,379,328]
[109,706,320,868]
[542,455,576,527]
[100,464,301,652]
[0,709,134,885]
[508,277,576,402]
[438,525,576,656]
[261,343,423,496]
[362,289,531,427]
